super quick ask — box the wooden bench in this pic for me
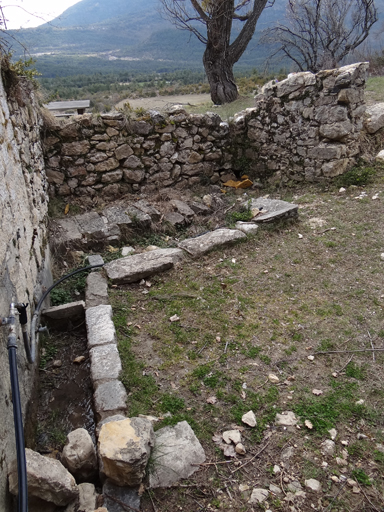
[44,100,91,117]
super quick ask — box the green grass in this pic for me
[293,380,375,434]
[336,164,376,187]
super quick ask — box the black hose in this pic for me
[29,263,104,363]
[8,346,28,512]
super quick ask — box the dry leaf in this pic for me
[305,420,313,429]
[107,245,119,253]
[135,324,141,330]
[206,396,217,404]
[64,204,70,215]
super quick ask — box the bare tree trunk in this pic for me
[203,48,238,105]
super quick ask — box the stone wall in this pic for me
[44,62,368,199]
[0,73,51,510]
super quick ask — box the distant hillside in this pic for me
[4,0,384,77]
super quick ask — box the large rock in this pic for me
[98,418,155,486]
[64,483,97,512]
[364,103,384,134]
[102,479,141,512]
[247,198,298,223]
[61,429,98,482]
[104,248,184,284]
[86,305,116,348]
[8,448,78,506]
[178,228,246,257]
[149,421,206,488]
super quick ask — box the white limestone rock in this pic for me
[98,417,154,487]
[8,448,78,506]
[61,429,98,482]
[149,421,205,488]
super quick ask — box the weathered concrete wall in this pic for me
[0,74,51,510]
[43,62,368,199]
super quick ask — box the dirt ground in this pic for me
[98,168,384,512]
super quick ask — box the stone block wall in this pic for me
[235,62,368,184]
[0,74,51,511]
[44,62,368,199]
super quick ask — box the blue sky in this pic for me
[3,0,79,29]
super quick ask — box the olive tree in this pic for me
[264,0,377,73]
[160,0,274,104]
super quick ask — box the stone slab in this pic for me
[248,198,299,223]
[102,205,133,227]
[135,200,161,222]
[104,248,184,284]
[42,301,85,320]
[164,211,186,227]
[86,305,116,348]
[178,228,246,257]
[171,199,195,217]
[94,380,127,421]
[75,212,106,234]
[85,272,109,308]
[102,479,141,512]
[235,221,259,235]
[51,217,83,247]
[126,206,152,228]
[87,254,105,267]
[90,344,122,383]
[149,421,206,488]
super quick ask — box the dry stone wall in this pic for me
[44,62,369,199]
[0,75,51,511]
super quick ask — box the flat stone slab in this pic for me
[94,380,127,421]
[42,301,85,320]
[235,221,259,235]
[51,217,83,247]
[103,479,141,512]
[178,228,246,257]
[76,212,106,234]
[171,199,195,217]
[149,421,206,488]
[247,198,299,223]
[102,205,133,227]
[90,344,122,383]
[86,305,116,348]
[135,199,161,222]
[87,254,105,268]
[126,206,152,228]
[104,248,184,284]
[85,272,109,308]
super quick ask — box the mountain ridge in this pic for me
[5,0,384,77]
